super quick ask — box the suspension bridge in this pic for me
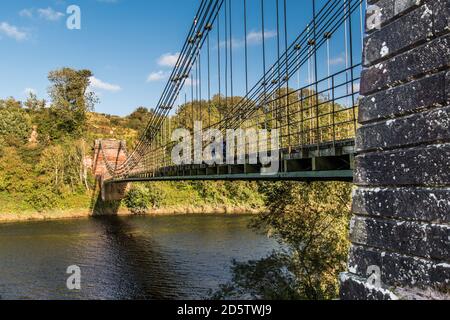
[92,0,450,300]
[94,0,365,184]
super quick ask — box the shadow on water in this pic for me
[89,177,122,216]
[91,215,187,299]
[87,178,187,299]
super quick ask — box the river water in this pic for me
[0,215,278,300]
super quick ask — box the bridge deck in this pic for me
[107,140,355,183]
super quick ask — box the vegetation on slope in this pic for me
[0,67,264,215]
[212,181,352,300]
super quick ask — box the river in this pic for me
[0,215,278,300]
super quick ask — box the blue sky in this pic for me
[0,0,364,116]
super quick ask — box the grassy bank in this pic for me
[0,205,263,224]
[0,180,266,224]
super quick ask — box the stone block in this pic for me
[352,187,450,223]
[355,144,450,186]
[359,72,447,123]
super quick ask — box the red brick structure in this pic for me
[93,139,128,178]
[92,139,129,201]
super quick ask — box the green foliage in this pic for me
[211,253,301,300]
[0,97,22,109]
[213,181,353,300]
[23,92,46,111]
[123,184,163,214]
[44,68,98,139]
[25,184,59,212]
[0,100,32,145]
[121,180,265,211]
[0,147,33,193]
[126,107,153,132]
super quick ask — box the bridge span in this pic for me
[94,0,450,300]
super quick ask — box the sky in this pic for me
[0,0,365,116]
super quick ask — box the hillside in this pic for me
[0,101,265,220]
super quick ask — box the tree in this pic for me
[0,100,32,146]
[0,147,32,193]
[126,107,153,131]
[47,68,98,138]
[0,97,22,109]
[36,140,90,192]
[37,144,65,189]
[24,92,46,111]
[213,181,353,300]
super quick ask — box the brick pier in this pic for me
[93,139,129,202]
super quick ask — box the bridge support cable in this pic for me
[103,0,225,178]
[207,31,211,127]
[101,0,364,182]
[224,0,228,131]
[313,0,320,152]
[261,0,268,130]
[223,0,363,131]
[284,0,291,150]
[128,0,215,159]
[207,0,364,162]
[229,0,233,112]
[276,0,282,148]
[217,10,222,124]
[347,0,358,136]
[244,0,249,96]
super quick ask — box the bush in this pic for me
[213,181,353,300]
[0,105,32,145]
[25,185,59,212]
[0,147,33,193]
[124,184,163,214]
[124,185,150,214]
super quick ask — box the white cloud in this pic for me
[218,30,277,49]
[147,71,168,82]
[19,9,33,18]
[89,77,122,92]
[329,54,346,66]
[38,7,65,21]
[0,22,28,41]
[246,30,277,45]
[157,52,180,67]
[184,78,198,87]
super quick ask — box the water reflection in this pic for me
[0,215,278,300]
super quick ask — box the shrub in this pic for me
[213,182,353,300]
[25,185,59,212]
[0,105,32,145]
[124,185,150,214]
[123,184,163,214]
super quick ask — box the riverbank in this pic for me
[0,205,265,224]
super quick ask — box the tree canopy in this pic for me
[44,68,98,139]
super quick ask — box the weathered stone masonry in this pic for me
[340,0,450,299]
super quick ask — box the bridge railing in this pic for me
[123,63,360,179]
[103,0,365,181]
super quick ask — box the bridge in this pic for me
[96,0,363,183]
[93,0,450,300]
